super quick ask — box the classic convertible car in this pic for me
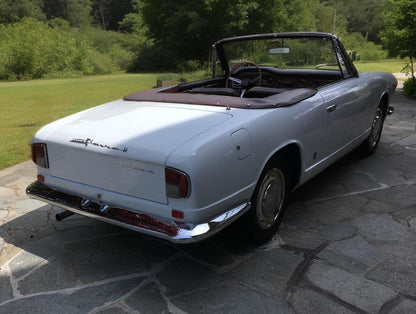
[27,32,397,243]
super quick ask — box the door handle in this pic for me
[326,105,337,112]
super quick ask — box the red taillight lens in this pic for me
[165,167,190,198]
[31,143,49,168]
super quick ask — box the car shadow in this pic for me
[0,146,387,299]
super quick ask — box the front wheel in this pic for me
[247,160,288,244]
[360,106,384,156]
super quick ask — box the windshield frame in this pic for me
[212,32,358,79]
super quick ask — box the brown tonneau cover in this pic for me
[123,87,317,109]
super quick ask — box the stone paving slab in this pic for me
[307,260,397,313]
[0,90,416,313]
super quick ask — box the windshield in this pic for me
[219,37,342,73]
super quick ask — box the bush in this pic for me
[177,60,204,73]
[340,32,387,61]
[403,77,416,99]
[0,19,81,79]
[83,29,133,70]
[179,69,212,82]
[128,44,174,72]
[0,18,132,80]
[358,42,387,61]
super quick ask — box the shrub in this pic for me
[340,32,387,61]
[177,60,204,73]
[403,77,416,99]
[0,18,132,80]
[179,69,212,82]
[83,49,117,75]
[0,19,47,79]
[83,28,133,69]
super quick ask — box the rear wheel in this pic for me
[360,106,384,156]
[248,159,288,244]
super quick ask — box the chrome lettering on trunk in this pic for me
[70,138,128,152]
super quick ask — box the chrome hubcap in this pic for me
[369,108,383,147]
[256,168,285,229]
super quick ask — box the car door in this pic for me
[318,76,371,158]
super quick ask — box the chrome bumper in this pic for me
[26,181,251,243]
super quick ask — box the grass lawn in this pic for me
[0,73,159,170]
[354,59,409,74]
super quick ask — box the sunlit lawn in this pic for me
[0,73,159,169]
[354,59,409,74]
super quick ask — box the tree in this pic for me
[0,0,45,24]
[91,0,133,30]
[381,0,416,79]
[131,0,301,70]
[270,0,317,32]
[68,0,92,28]
[42,0,92,28]
[337,0,386,43]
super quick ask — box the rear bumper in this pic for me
[26,181,250,243]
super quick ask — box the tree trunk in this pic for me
[99,5,106,30]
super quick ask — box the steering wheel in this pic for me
[226,61,262,97]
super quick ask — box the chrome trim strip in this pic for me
[26,181,250,243]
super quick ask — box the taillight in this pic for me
[165,167,190,198]
[31,143,49,168]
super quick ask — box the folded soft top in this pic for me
[124,87,317,109]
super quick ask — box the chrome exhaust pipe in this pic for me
[387,106,394,115]
[55,210,75,221]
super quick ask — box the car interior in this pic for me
[124,34,354,107]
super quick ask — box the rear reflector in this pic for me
[31,143,49,168]
[172,210,184,219]
[165,167,190,198]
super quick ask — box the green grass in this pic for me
[354,59,409,74]
[0,73,159,170]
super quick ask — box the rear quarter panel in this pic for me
[165,93,326,222]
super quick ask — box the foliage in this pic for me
[304,1,339,33]
[0,0,45,24]
[403,78,416,98]
[127,0,282,71]
[0,0,404,75]
[336,0,387,43]
[127,0,382,71]
[0,18,131,80]
[380,0,416,78]
[179,69,212,82]
[83,28,134,69]
[0,18,81,80]
[119,11,151,72]
[340,32,387,61]
[156,69,212,83]
[43,0,92,28]
[91,0,133,30]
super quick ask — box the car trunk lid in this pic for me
[40,100,232,204]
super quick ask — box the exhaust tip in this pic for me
[387,106,394,115]
[55,210,75,222]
